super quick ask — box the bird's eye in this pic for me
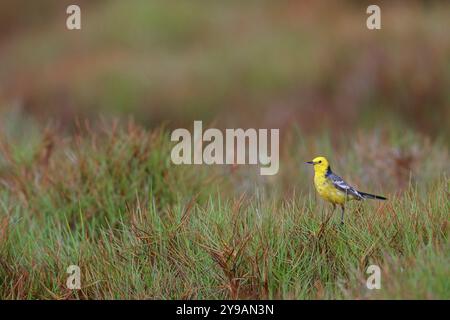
[318,160,322,163]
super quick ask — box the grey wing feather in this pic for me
[327,173,364,200]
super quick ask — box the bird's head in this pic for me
[306,156,330,173]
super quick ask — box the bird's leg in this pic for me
[340,205,345,225]
[322,203,335,222]
[323,203,334,222]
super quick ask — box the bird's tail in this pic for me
[358,191,387,200]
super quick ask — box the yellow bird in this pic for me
[306,156,386,225]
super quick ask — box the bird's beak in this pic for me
[305,161,314,165]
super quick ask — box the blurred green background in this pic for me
[0,0,449,139]
[0,1,449,300]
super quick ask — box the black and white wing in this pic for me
[327,172,364,200]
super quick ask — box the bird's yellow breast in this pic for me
[313,172,347,205]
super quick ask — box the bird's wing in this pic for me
[327,172,364,200]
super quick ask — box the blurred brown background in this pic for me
[0,0,449,140]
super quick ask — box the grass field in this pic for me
[0,1,449,300]
[0,112,448,299]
